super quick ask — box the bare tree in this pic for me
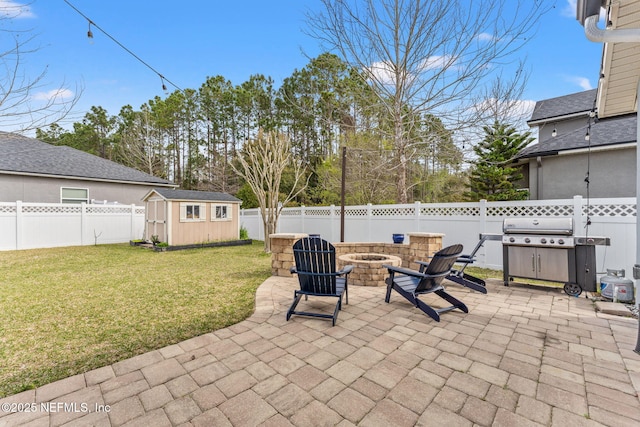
[231,130,308,253]
[306,0,549,203]
[1,4,80,133]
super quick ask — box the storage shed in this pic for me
[142,188,242,246]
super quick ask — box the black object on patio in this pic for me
[383,244,468,322]
[288,237,353,326]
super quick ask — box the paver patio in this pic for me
[1,277,639,426]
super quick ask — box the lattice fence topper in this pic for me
[86,206,134,214]
[135,207,145,215]
[486,204,574,217]
[585,203,636,217]
[305,208,332,216]
[281,209,302,216]
[372,207,415,216]
[344,208,368,217]
[0,205,17,214]
[22,205,82,214]
[420,206,480,216]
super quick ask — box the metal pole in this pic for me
[634,80,640,354]
[340,146,346,242]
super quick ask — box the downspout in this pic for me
[584,15,640,42]
[579,8,640,354]
[536,156,542,200]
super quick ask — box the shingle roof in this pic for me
[149,188,241,203]
[527,89,598,123]
[0,132,174,186]
[517,113,636,159]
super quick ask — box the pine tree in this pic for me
[466,121,532,201]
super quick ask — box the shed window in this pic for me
[180,203,206,222]
[212,204,232,221]
[61,187,89,204]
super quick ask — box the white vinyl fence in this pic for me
[240,196,637,275]
[0,201,145,251]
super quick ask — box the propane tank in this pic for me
[600,269,635,303]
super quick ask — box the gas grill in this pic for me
[501,217,610,296]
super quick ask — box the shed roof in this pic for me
[527,89,598,124]
[517,112,636,159]
[0,132,174,186]
[146,188,241,203]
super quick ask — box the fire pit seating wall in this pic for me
[269,233,444,286]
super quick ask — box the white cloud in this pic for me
[422,54,456,70]
[0,1,35,19]
[33,89,75,102]
[566,75,593,90]
[562,0,577,18]
[366,61,396,85]
[476,32,497,42]
[366,54,456,86]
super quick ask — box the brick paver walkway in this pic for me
[1,277,639,426]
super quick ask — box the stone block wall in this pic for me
[269,232,444,278]
[269,233,307,276]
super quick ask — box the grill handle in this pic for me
[538,254,541,273]
[531,254,535,272]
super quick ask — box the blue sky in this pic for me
[3,0,603,129]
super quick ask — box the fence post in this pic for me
[130,204,136,239]
[301,205,305,233]
[81,203,87,246]
[479,199,487,237]
[414,201,421,232]
[573,195,585,232]
[367,203,373,241]
[330,205,336,242]
[15,201,22,250]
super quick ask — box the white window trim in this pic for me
[60,187,89,204]
[179,202,206,222]
[211,203,232,221]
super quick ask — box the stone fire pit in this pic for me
[338,253,402,287]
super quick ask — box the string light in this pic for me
[551,124,557,137]
[63,0,181,92]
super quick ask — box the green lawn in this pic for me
[0,242,271,398]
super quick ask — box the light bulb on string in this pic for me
[552,126,557,137]
[585,127,590,141]
[87,20,94,43]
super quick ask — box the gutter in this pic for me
[0,170,177,188]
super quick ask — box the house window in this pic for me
[212,204,232,221]
[61,187,89,204]
[180,203,206,222]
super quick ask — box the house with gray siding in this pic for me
[515,89,636,200]
[0,132,175,205]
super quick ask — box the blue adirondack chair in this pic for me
[288,237,353,326]
[383,244,469,322]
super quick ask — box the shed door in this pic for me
[146,199,167,242]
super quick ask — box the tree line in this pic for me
[36,53,479,207]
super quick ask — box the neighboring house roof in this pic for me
[145,188,241,203]
[0,132,174,186]
[517,113,636,159]
[527,89,598,124]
